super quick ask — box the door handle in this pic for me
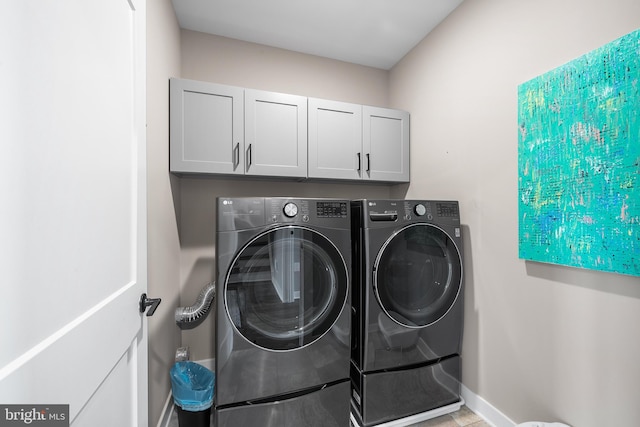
[233,142,240,168]
[366,153,371,172]
[139,293,161,317]
[357,152,361,172]
[247,143,252,170]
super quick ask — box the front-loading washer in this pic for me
[215,197,351,427]
[350,199,464,426]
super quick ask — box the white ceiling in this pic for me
[171,0,465,70]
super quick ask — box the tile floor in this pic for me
[167,405,490,427]
[403,406,491,427]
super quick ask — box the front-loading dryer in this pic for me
[215,197,351,427]
[350,199,464,427]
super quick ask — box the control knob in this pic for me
[414,203,427,216]
[283,202,298,218]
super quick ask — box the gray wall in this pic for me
[146,1,182,425]
[390,0,640,425]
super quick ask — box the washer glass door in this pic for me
[225,226,348,351]
[374,223,462,327]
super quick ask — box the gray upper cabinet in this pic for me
[244,89,307,178]
[309,99,410,182]
[170,78,409,182]
[363,106,410,182]
[170,78,244,174]
[308,98,363,180]
[170,79,307,178]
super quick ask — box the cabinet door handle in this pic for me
[357,152,361,172]
[366,153,371,172]
[247,143,252,170]
[233,143,240,168]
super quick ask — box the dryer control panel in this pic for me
[316,201,348,218]
[269,199,346,220]
[269,199,313,222]
[267,198,349,226]
[218,197,350,231]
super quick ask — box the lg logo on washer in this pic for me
[368,201,398,207]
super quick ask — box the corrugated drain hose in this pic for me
[175,281,216,330]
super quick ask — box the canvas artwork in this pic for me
[518,28,640,277]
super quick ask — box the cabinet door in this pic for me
[363,106,410,182]
[170,78,244,174]
[245,89,307,178]
[308,99,363,180]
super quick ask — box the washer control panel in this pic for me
[402,201,433,220]
[435,202,459,218]
[364,200,460,224]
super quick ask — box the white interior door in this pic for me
[0,1,148,426]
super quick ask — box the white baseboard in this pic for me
[156,391,174,427]
[461,384,516,427]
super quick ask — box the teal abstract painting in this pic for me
[518,29,640,277]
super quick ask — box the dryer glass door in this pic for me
[225,226,348,351]
[374,223,462,327]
